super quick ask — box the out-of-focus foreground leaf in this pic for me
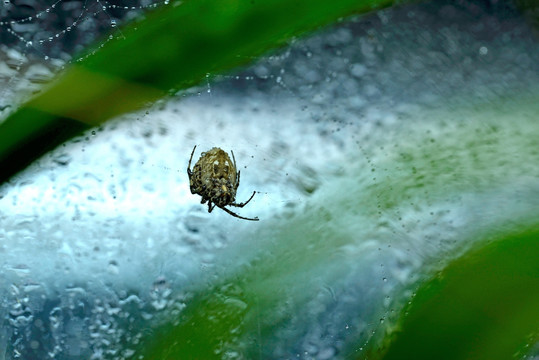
[377,228,539,360]
[0,0,395,184]
[515,0,539,30]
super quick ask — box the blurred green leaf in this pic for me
[376,228,539,360]
[515,0,539,30]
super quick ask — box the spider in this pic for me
[187,146,259,221]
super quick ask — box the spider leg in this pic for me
[231,191,256,208]
[219,206,259,221]
[208,201,216,213]
[235,170,241,191]
[231,149,237,170]
[187,145,197,176]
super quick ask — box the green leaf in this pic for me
[377,228,539,360]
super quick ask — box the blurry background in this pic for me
[0,0,538,359]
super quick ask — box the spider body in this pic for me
[187,146,259,221]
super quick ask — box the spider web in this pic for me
[0,0,169,55]
[0,0,168,112]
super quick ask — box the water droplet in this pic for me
[108,260,119,274]
[151,298,167,311]
[110,19,117,27]
[153,276,167,288]
[52,153,71,166]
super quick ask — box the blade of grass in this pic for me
[0,0,396,184]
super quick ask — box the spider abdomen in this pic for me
[187,146,259,221]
